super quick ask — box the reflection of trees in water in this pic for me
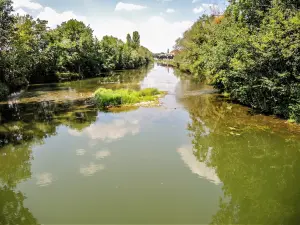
[0,66,155,224]
[0,65,155,147]
[97,64,154,87]
[0,143,33,187]
[0,134,40,224]
[0,99,98,147]
[0,98,101,224]
[184,94,300,224]
[0,186,39,225]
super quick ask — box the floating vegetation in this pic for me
[93,88,164,108]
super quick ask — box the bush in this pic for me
[94,88,162,108]
[139,88,160,96]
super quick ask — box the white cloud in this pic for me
[166,8,175,13]
[36,7,87,28]
[193,3,220,14]
[193,6,204,14]
[115,2,147,11]
[90,15,192,53]
[12,8,28,16]
[14,0,192,53]
[192,0,201,3]
[202,3,217,9]
[139,16,192,52]
[13,0,42,10]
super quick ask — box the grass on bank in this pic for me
[94,88,164,108]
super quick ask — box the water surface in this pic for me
[1,64,300,224]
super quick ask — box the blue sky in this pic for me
[13,0,228,52]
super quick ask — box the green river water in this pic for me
[0,64,300,224]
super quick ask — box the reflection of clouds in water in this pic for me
[76,149,86,156]
[68,108,171,144]
[80,163,105,176]
[68,117,140,142]
[36,172,53,187]
[141,66,180,93]
[178,146,221,185]
[68,129,81,137]
[85,119,140,142]
[95,150,111,160]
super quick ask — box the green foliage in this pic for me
[139,87,160,96]
[94,88,162,108]
[0,2,153,98]
[0,82,9,100]
[0,0,14,49]
[132,31,140,49]
[174,0,300,121]
[126,33,132,46]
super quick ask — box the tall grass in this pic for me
[94,88,162,108]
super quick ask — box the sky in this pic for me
[12,0,228,53]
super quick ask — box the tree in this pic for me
[126,33,132,46]
[0,4,153,99]
[0,0,14,98]
[0,0,14,50]
[132,31,140,49]
[53,19,95,76]
[174,0,300,121]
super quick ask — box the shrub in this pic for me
[94,88,162,108]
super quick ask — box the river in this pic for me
[1,64,300,224]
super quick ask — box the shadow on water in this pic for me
[182,94,300,224]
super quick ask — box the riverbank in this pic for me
[171,3,300,123]
[0,3,153,101]
[157,59,299,124]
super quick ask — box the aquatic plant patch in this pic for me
[94,88,164,108]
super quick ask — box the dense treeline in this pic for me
[0,0,152,100]
[174,0,300,122]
